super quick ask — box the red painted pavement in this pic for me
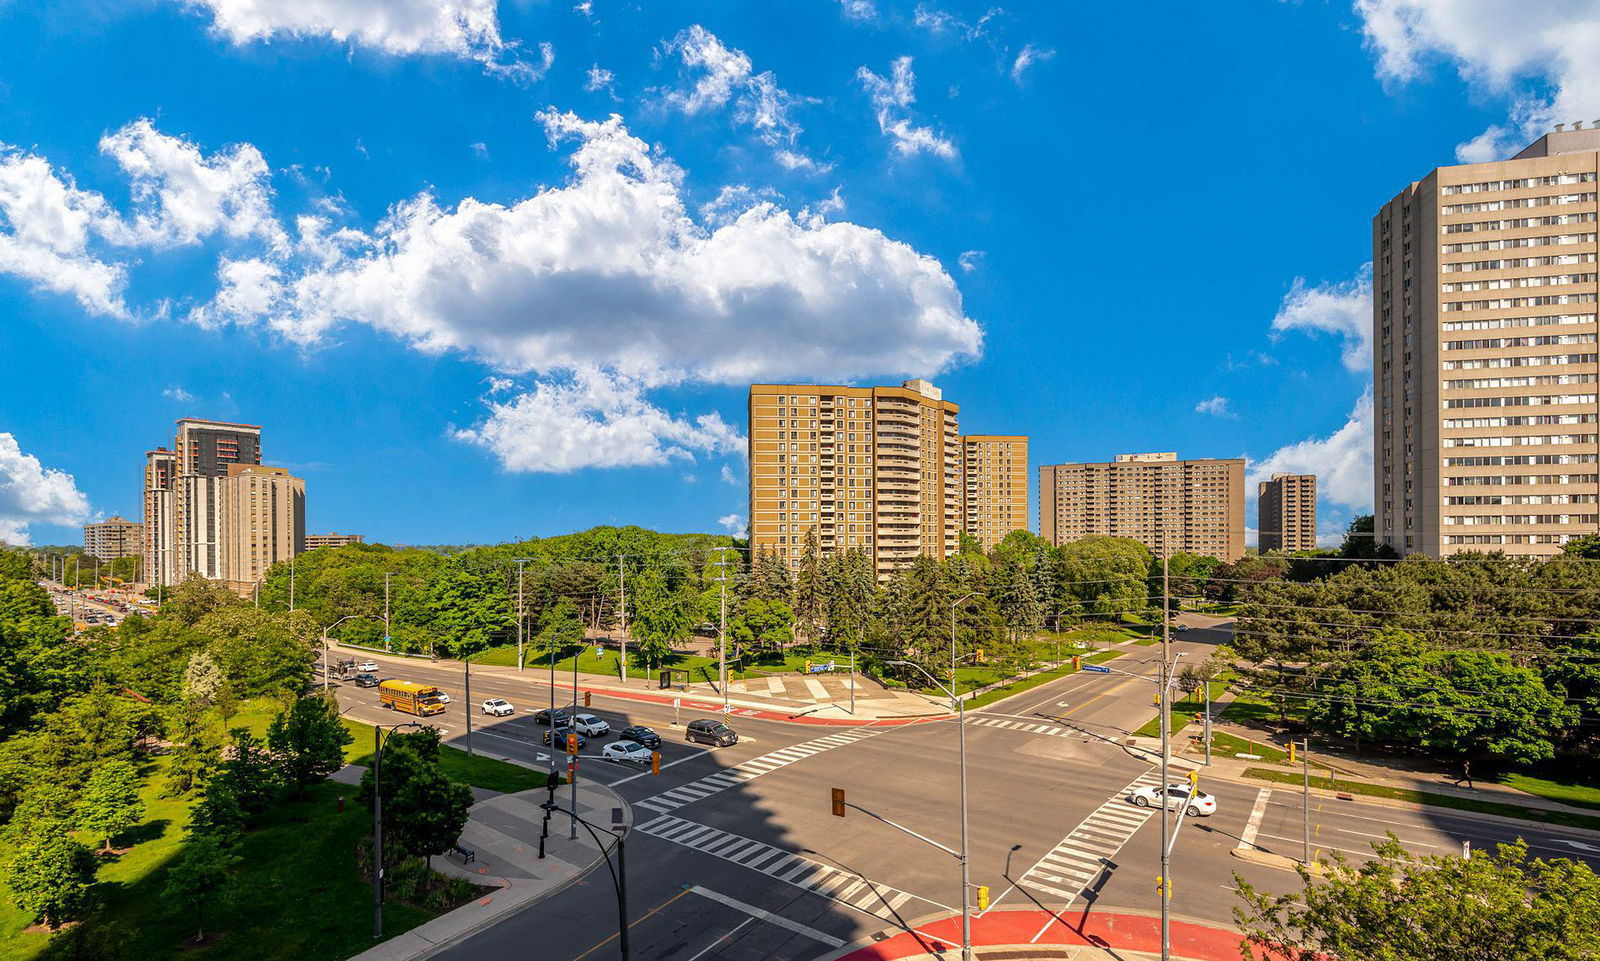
[831,908,1274,961]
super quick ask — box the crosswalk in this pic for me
[634,727,883,815]
[965,715,1082,739]
[636,813,944,923]
[1015,771,1163,904]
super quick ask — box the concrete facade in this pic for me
[217,464,305,592]
[1039,453,1245,561]
[305,532,365,549]
[1375,127,1600,555]
[1257,473,1317,553]
[142,448,176,587]
[961,435,1029,550]
[83,515,144,561]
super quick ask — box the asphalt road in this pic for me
[328,619,1600,961]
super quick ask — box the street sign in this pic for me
[1083,664,1111,674]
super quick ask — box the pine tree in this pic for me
[164,833,239,942]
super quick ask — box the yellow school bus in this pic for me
[378,680,446,717]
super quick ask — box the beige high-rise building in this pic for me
[1375,126,1600,556]
[1258,473,1317,553]
[961,435,1028,550]
[218,464,305,592]
[172,418,262,580]
[749,380,962,578]
[143,448,177,587]
[305,532,365,550]
[84,516,144,561]
[1039,453,1245,561]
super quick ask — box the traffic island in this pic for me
[818,907,1263,961]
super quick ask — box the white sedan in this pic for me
[357,660,379,672]
[571,713,610,736]
[481,698,514,717]
[1129,782,1217,817]
[601,741,653,765]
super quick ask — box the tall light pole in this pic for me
[714,547,733,715]
[321,614,363,692]
[372,720,424,940]
[618,553,628,684]
[514,559,528,672]
[383,572,392,651]
[1158,533,1173,961]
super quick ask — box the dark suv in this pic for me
[353,673,380,688]
[533,708,570,726]
[685,718,738,747]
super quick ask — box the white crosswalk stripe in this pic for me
[634,726,884,814]
[636,813,946,923]
[1015,771,1164,905]
[966,715,1086,739]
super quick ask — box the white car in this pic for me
[436,691,451,703]
[481,698,514,717]
[357,660,379,672]
[601,741,652,765]
[1129,782,1217,817]
[571,713,610,736]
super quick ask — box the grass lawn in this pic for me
[1086,649,1126,665]
[339,718,553,794]
[470,643,827,686]
[1209,731,1288,762]
[1241,767,1600,833]
[964,663,1080,710]
[1133,678,1230,738]
[1500,773,1600,812]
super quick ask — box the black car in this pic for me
[532,708,570,726]
[620,725,661,749]
[685,718,738,747]
[543,727,586,749]
[353,673,380,688]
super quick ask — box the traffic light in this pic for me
[975,648,985,663]
[1288,742,1297,765]
[1187,769,1199,790]
[583,691,592,707]
[1072,655,1081,670]
[567,732,579,755]
[830,787,845,818]
[650,750,661,775]
[1156,876,1170,900]
[975,885,990,911]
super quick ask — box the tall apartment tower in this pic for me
[143,448,177,586]
[84,516,144,561]
[1258,473,1317,553]
[749,380,961,579]
[218,464,305,592]
[174,418,262,580]
[1375,127,1600,555]
[1039,453,1246,561]
[961,435,1029,550]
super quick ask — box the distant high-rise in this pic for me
[1039,452,1245,561]
[961,435,1028,550]
[143,448,177,586]
[217,464,304,592]
[749,380,962,579]
[173,418,261,581]
[305,532,364,550]
[84,515,144,561]
[1375,126,1600,556]
[1258,473,1317,553]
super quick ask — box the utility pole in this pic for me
[383,572,391,651]
[618,553,628,684]
[1302,739,1311,865]
[290,554,296,613]
[516,560,527,672]
[1203,681,1212,766]
[1159,535,1171,961]
[464,654,474,758]
[952,591,977,961]
[715,548,730,715]
[571,652,579,840]
[849,649,856,715]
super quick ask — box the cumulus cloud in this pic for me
[172,0,547,77]
[1011,43,1055,81]
[661,26,820,168]
[585,64,616,96]
[0,150,130,317]
[1249,389,1374,511]
[1270,264,1373,372]
[718,513,746,535]
[858,57,957,159]
[0,433,91,546]
[453,370,744,472]
[1195,395,1235,418]
[1355,0,1600,161]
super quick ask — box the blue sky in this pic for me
[0,0,1590,548]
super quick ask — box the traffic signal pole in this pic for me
[1159,541,1171,961]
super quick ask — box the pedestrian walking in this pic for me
[1453,760,1473,789]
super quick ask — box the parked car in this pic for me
[353,673,380,688]
[685,718,739,747]
[481,698,515,717]
[543,727,586,750]
[1128,783,1216,817]
[533,708,570,726]
[570,713,610,736]
[357,660,379,672]
[619,725,661,749]
[601,741,653,765]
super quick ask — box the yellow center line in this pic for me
[568,887,693,961]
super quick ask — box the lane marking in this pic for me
[1238,788,1271,851]
[687,886,845,945]
[633,726,884,813]
[684,917,755,961]
[566,887,692,961]
[607,747,710,787]
[1007,771,1164,909]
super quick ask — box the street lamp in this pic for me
[542,800,632,960]
[372,720,425,940]
[890,655,974,961]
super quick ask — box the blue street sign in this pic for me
[1083,664,1112,674]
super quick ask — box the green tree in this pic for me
[75,759,145,852]
[628,567,694,669]
[535,598,585,665]
[165,700,223,796]
[1235,839,1600,960]
[357,728,472,867]
[6,833,98,929]
[182,651,226,703]
[164,832,240,943]
[266,693,353,795]
[197,608,318,699]
[213,729,279,819]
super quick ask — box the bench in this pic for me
[450,844,476,864]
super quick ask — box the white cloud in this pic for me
[1195,395,1235,418]
[0,432,91,546]
[1011,43,1055,82]
[958,249,984,272]
[574,1,594,19]
[1270,264,1373,372]
[858,57,957,159]
[720,464,740,485]
[1355,0,1600,161]
[471,142,489,158]
[662,26,818,166]
[1249,389,1374,512]
[171,0,542,76]
[718,513,745,535]
[839,0,878,21]
[585,64,616,95]
[453,370,744,473]
[162,386,196,402]
[914,5,1002,39]
[0,149,130,317]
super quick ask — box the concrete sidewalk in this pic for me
[346,779,629,961]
